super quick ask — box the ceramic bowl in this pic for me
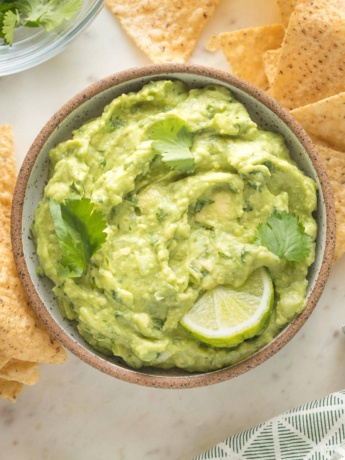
[0,0,104,76]
[11,64,336,389]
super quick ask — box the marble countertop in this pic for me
[1,1,345,459]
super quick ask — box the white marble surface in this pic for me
[1,1,345,459]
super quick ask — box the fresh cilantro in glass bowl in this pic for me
[0,0,104,76]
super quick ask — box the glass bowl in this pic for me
[0,0,104,76]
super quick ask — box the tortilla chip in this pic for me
[268,1,345,109]
[276,0,300,26]
[0,360,39,385]
[0,125,66,365]
[0,209,66,365]
[277,0,345,25]
[0,125,16,216]
[106,0,220,63]
[327,0,345,15]
[0,378,23,403]
[262,48,282,87]
[312,140,345,262]
[0,356,10,369]
[291,93,345,152]
[207,24,285,90]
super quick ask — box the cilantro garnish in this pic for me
[0,0,82,46]
[150,118,195,173]
[49,198,107,278]
[255,211,313,263]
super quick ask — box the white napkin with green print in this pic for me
[193,390,345,460]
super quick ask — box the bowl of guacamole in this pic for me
[11,64,335,388]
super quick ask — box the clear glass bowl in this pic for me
[0,0,104,76]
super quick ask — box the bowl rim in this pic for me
[11,63,336,389]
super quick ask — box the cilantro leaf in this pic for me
[150,118,195,173]
[50,198,107,278]
[20,0,82,31]
[2,9,20,44]
[255,211,313,263]
[0,0,82,45]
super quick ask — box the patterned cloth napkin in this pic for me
[193,390,345,460]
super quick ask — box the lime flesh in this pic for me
[180,267,274,347]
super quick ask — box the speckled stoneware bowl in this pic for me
[11,64,336,389]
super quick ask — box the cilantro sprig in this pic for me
[150,118,195,173]
[49,197,107,278]
[0,0,82,46]
[255,211,313,263]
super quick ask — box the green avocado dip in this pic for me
[32,80,317,372]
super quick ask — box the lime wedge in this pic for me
[180,267,274,347]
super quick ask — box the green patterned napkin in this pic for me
[194,390,345,460]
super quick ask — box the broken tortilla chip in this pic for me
[268,0,345,109]
[291,93,345,153]
[312,140,345,263]
[0,125,66,366]
[207,24,285,90]
[0,360,39,386]
[0,378,23,403]
[106,0,220,63]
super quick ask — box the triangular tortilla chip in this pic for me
[269,0,345,109]
[207,24,285,90]
[106,0,220,63]
[0,125,66,365]
[0,360,39,385]
[291,93,345,152]
[312,140,345,262]
[0,378,23,403]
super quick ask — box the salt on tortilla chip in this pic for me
[262,48,281,87]
[0,378,23,403]
[207,24,285,90]
[0,360,39,385]
[291,93,345,153]
[0,125,66,365]
[268,0,345,109]
[106,0,220,63]
[312,140,345,263]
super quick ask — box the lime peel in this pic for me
[180,267,274,348]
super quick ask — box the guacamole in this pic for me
[32,80,317,372]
